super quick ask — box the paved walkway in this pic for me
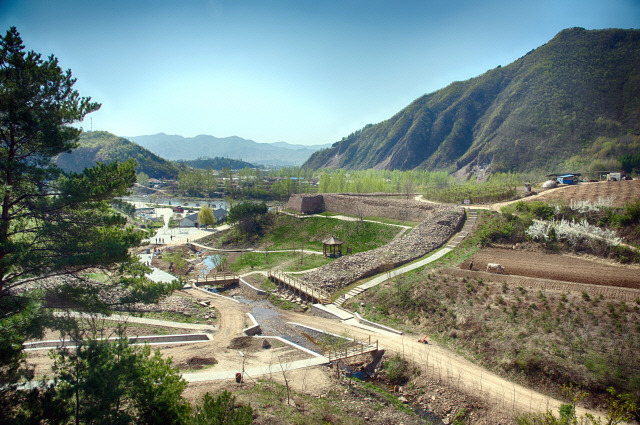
[53,312,215,331]
[334,209,477,308]
[139,252,179,283]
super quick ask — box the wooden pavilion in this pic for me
[322,235,344,257]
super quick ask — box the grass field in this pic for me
[229,251,333,273]
[262,214,401,254]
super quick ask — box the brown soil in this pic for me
[464,247,640,289]
[526,180,640,208]
[179,356,218,370]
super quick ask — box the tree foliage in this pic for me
[0,26,179,417]
[227,201,268,237]
[190,390,253,425]
[198,205,215,227]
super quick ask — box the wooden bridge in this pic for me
[191,271,238,287]
[268,269,331,304]
[322,335,379,362]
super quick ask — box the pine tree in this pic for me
[0,27,179,419]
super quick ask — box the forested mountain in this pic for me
[177,157,257,170]
[129,133,330,167]
[56,131,179,179]
[304,28,640,175]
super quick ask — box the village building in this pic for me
[179,213,200,228]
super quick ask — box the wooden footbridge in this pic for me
[268,269,331,304]
[322,335,379,362]
[191,271,238,287]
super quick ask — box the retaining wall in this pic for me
[286,194,324,214]
[285,193,464,293]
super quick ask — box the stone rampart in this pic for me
[285,193,464,293]
[286,193,438,222]
[299,207,464,292]
[286,194,324,214]
[322,194,438,222]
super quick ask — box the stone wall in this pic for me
[322,194,440,222]
[286,193,441,222]
[285,193,464,294]
[299,207,464,293]
[286,194,324,214]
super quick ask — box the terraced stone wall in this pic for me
[322,194,437,222]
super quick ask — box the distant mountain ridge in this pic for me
[56,131,179,179]
[177,157,257,170]
[128,133,331,167]
[304,28,640,175]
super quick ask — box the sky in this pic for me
[1,0,639,146]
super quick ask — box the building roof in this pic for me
[213,208,227,219]
[182,213,199,222]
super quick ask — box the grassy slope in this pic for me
[261,215,401,253]
[56,131,179,179]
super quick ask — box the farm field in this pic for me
[464,247,640,289]
[531,179,640,207]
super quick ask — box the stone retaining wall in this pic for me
[286,193,434,222]
[300,206,463,293]
[322,194,438,222]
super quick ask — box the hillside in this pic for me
[129,133,330,167]
[177,157,257,170]
[56,131,179,179]
[304,28,640,175]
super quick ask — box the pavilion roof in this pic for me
[322,236,344,245]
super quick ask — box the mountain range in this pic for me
[128,134,331,167]
[304,28,640,175]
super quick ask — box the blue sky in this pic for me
[1,0,639,145]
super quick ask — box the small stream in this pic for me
[199,254,222,278]
[217,293,444,423]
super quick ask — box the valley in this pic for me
[23,180,640,424]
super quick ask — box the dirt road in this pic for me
[279,309,606,420]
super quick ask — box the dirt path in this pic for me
[280,310,607,421]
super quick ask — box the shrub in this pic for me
[384,354,413,385]
[190,391,253,425]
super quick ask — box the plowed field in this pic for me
[465,247,640,289]
[531,179,640,207]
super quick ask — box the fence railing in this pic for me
[321,335,379,362]
[268,269,331,304]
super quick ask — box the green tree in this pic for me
[198,205,215,228]
[136,171,150,186]
[47,336,190,425]
[227,201,268,237]
[0,27,178,419]
[190,391,253,425]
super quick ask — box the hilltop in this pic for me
[55,131,180,179]
[304,28,640,176]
